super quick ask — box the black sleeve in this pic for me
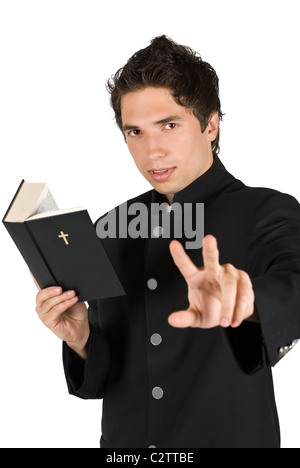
[228,191,300,372]
[249,192,300,366]
[63,300,110,399]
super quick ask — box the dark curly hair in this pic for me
[106,35,224,154]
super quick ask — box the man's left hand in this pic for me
[168,235,256,329]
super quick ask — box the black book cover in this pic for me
[3,186,125,301]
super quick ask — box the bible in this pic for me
[3,180,125,301]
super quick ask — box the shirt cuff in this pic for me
[63,324,110,399]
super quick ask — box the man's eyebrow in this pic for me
[123,124,139,133]
[154,115,183,125]
[122,115,183,133]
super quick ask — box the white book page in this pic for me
[34,187,59,215]
[5,182,48,222]
[28,206,85,220]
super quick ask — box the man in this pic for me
[35,36,300,448]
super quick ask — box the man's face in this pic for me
[121,87,218,204]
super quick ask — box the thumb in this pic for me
[168,310,199,328]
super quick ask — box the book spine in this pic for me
[3,221,58,290]
[2,180,25,222]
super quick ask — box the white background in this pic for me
[0,0,300,448]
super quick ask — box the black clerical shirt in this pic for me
[63,156,300,448]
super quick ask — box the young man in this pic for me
[35,36,300,448]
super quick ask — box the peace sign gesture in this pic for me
[168,235,256,329]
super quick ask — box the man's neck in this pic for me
[165,154,215,205]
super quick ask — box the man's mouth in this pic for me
[153,170,168,174]
[149,167,176,182]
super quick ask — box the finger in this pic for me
[38,290,77,317]
[36,286,62,308]
[168,310,200,328]
[231,272,254,328]
[37,292,78,325]
[44,296,79,325]
[202,235,220,275]
[169,240,199,281]
[219,264,238,327]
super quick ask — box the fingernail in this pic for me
[54,287,61,293]
[231,321,240,328]
[66,290,75,296]
[221,318,230,327]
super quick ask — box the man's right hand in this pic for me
[35,286,90,360]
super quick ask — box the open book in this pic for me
[3,181,125,301]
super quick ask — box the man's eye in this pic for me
[165,123,177,130]
[129,129,141,137]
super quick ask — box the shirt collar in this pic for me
[152,155,239,206]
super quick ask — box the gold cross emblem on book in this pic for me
[58,231,69,245]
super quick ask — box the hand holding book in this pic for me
[32,273,90,360]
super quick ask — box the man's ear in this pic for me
[207,112,219,142]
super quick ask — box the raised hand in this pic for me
[168,235,255,329]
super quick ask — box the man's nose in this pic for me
[146,133,166,160]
